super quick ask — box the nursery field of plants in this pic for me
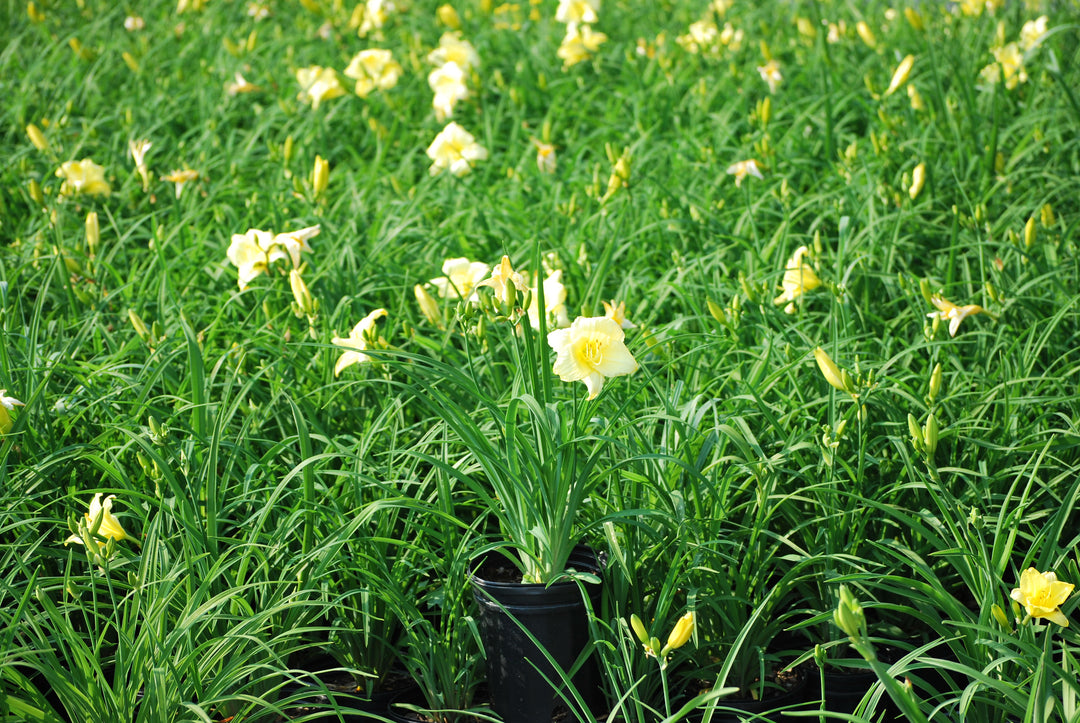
[3,0,1080,720]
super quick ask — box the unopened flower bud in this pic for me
[630,614,650,646]
[437,3,461,28]
[1024,216,1036,249]
[909,162,926,200]
[26,123,48,152]
[1041,203,1055,228]
[834,585,866,639]
[311,154,329,197]
[924,413,938,457]
[904,7,924,31]
[928,362,942,401]
[663,612,695,654]
[85,211,100,257]
[991,603,1012,631]
[414,284,443,328]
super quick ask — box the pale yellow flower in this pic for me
[677,20,718,55]
[426,122,487,177]
[357,0,394,36]
[429,61,470,121]
[926,294,987,337]
[528,269,570,330]
[296,65,346,109]
[773,245,821,313]
[1011,568,1073,627]
[177,0,207,13]
[129,139,152,190]
[535,140,557,174]
[558,23,607,68]
[225,72,261,96]
[430,257,490,300]
[332,308,388,375]
[1020,16,1048,51]
[548,316,639,400]
[56,159,111,198]
[726,159,763,187]
[344,49,403,97]
[757,60,782,94]
[981,43,1027,89]
[427,31,480,71]
[268,225,320,269]
[602,300,635,329]
[65,493,130,546]
[161,168,199,199]
[555,0,599,25]
[246,1,270,20]
[478,256,529,309]
[884,54,915,97]
[227,229,275,290]
[0,390,25,435]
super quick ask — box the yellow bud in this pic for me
[759,96,771,126]
[85,211,99,257]
[707,299,725,324]
[414,284,443,328]
[630,614,650,646]
[909,163,926,200]
[1041,203,1055,228]
[797,17,817,38]
[311,154,329,197]
[26,123,48,152]
[289,269,317,317]
[884,55,914,97]
[28,179,44,206]
[1024,216,1037,249]
[661,611,694,656]
[122,51,139,72]
[856,21,877,48]
[283,135,294,165]
[814,347,848,393]
[904,7,924,31]
[437,4,461,28]
[907,84,926,111]
[299,0,320,11]
[928,362,942,401]
[991,603,1012,630]
[128,309,150,341]
[27,0,45,22]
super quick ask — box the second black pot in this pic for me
[471,546,604,723]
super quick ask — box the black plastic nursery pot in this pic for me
[471,546,604,723]
[681,665,812,723]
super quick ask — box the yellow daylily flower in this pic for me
[1020,16,1048,51]
[757,59,782,94]
[65,493,130,546]
[534,140,557,174]
[548,316,638,400]
[602,300,635,329]
[527,270,570,330]
[426,122,487,177]
[430,257,490,300]
[1011,568,1073,627]
[429,61,470,121]
[161,168,199,199]
[555,0,599,25]
[225,72,262,96]
[332,308,388,375]
[926,294,988,337]
[427,31,480,71]
[56,159,111,198]
[773,246,821,313]
[227,229,275,290]
[558,23,607,68]
[726,159,763,187]
[296,65,346,109]
[344,48,403,97]
[478,255,529,310]
[0,390,25,434]
[270,224,320,269]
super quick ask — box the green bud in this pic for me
[834,585,866,640]
[991,603,1012,631]
[924,413,939,457]
[630,614,650,646]
[928,363,942,401]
